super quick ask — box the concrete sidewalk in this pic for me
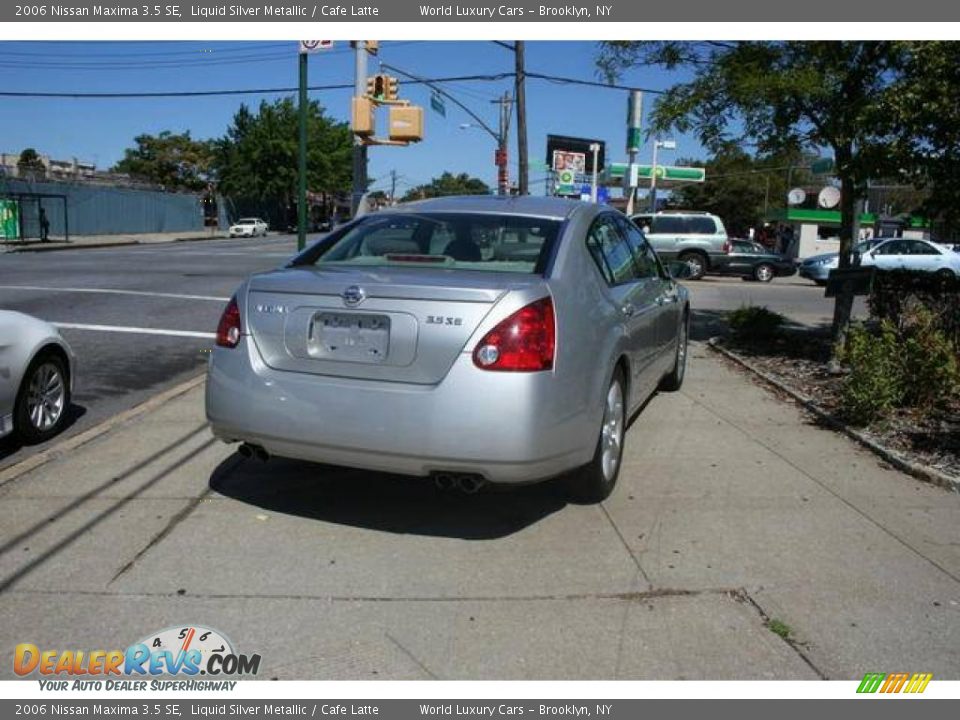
[0,345,958,680]
[2,229,229,253]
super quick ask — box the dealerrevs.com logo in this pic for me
[14,626,260,691]
[857,672,933,694]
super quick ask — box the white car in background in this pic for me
[859,238,960,278]
[0,311,75,443]
[228,218,269,238]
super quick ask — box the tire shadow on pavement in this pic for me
[209,453,570,541]
[0,403,86,464]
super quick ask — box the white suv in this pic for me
[630,211,731,280]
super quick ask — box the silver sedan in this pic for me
[0,311,75,443]
[206,196,690,501]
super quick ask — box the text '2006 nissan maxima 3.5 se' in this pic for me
[206,195,690,502]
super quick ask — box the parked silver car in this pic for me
[206,196,690,501]
[0,311,75,443]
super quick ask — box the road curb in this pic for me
[0,373,207,488]
[5,234,227,253]
[706,337,960,494]
[6,242,140,253]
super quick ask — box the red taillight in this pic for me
[216,296,242,348]
[472,297,555,372]
[722,239,732,254]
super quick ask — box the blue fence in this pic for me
[0,178,229,236]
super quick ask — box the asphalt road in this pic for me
[0,234,308,470]
[0,240,862,471]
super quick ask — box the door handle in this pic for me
[621,303,635,317]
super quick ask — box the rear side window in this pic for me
[586,215,638,286]
[650,216,686,234]
[310,213,561,274]
[686,216,719,234]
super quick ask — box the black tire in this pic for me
[936,268,955,280]
[567,368,626,504]
[14,352,70,444]
[814,279,828,287]
[679,252,707,280]
[753,263,775,283]
[660,311,689,392]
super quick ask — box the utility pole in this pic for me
[514,41,528,196]
[352,41,369,217]
[297,49,308,251]
[493,92,513,195]
[389,169,397,205]
[589,143,600,203]
[625,90,643,215]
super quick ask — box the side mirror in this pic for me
[666,261,694,280]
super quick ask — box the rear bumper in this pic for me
[205,337,594,484]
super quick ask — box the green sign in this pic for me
[605,163,706,183]
[0,199,19,240]
[430,90,446,117]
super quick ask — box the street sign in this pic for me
[430,90,446,117]
[299,40,333,54]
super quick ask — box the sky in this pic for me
[0,40,704,197]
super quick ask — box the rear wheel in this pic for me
[754,263,775,283]
[660,312,689,391]
[14,352,70,444]
[679,252,707,280]
[936,268,955,280]
[568,369,626,503]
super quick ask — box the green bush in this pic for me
[868,269,960,348]
[900,306,960,410]
[838,322,903,426]
[728,305,785,341]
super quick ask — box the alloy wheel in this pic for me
[600,379,625,482]
[25,362,65,432]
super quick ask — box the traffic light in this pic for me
[351,97,375,136]
[365,75,399,102]
[384,75,399,101]
[388,105,423,142]
[366,75,383,100]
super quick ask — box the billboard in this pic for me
[546,134,605,174]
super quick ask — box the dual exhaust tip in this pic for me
[433,472,486,495]
[238,444,486,495]
[238,442,269,463]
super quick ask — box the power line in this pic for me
[0,70,662,99]
[0,73,514,99]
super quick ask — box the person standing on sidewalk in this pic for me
[38,206,50,242]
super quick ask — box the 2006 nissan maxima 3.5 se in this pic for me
[206,196,690,502]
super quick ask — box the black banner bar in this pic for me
[3,1,960,22]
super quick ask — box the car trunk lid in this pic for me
[245,266,545,384]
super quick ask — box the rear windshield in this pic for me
[237,218,258,224]
[307,212,561,274]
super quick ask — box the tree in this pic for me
[112,131,215,191]
[17,148,46,180]
[214,98,352,225]
[401,172,490,202]
[597,41,910,345]
[882,42,960,237]
[666,144,814,237]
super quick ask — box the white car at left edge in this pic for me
[0,311,76,443]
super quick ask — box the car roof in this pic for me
[389,194,589,221]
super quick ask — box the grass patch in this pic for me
[767,619,792,640]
